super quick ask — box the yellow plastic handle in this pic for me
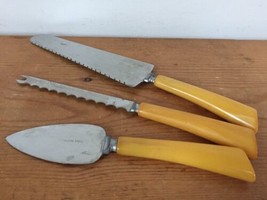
[117,137,256,182]
[154,75,258,132]
[138,103,257,159]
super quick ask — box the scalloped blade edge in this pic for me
[17,75,137,112]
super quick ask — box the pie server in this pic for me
[6,124,256,182]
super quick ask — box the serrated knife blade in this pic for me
[17,75,137,112]
[31,35,154,87]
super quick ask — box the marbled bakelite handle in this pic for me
[137,103,257,159]
[154,75,258,132]
[116,137,256,182]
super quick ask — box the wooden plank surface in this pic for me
[0,36,266,199]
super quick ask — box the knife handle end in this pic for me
[138,102,257,159]
[154,75,258,132]
[116,136,256,182]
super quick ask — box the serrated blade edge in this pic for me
[17,75,137,112]
[30,35,154,87]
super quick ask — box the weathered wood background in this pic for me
[0,36,266,199]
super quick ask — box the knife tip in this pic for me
[16,75,28,84]
[5,134,12,144]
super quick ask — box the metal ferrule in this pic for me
[129,102,140,113]
[102,136,117,154]
[143,72,156,83]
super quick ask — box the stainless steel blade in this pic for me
[17,75,138,112]
[31,35,154,87]
[6,124,112,164]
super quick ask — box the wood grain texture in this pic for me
[0,36,266,199]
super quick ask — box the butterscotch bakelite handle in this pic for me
[154,75,258,132]
[138,103,257,159]
[117,137,256,182]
